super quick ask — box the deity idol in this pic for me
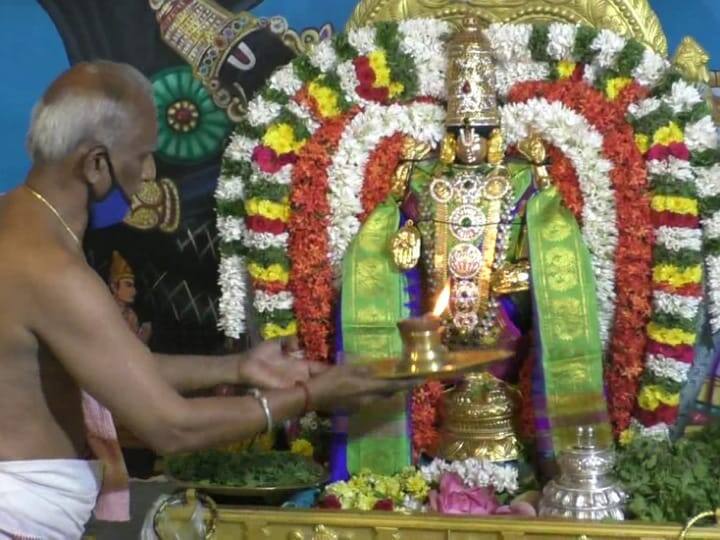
[380,19,612,469]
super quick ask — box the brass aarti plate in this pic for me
[356,348,513,380]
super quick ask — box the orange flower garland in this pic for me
[290,110,360,362]
[508,79,653,434]
[361,133,407,220]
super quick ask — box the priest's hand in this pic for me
[306,365,418,413]
[237,338,328,390]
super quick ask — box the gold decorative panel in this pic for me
[346,0,667,56]
[162,505,720,540]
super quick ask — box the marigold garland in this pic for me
[361,134,407,220]
[410,381,445,461]
[289,112,359,361]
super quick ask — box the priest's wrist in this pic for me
[294,380,313,415]
[233,352,249,385]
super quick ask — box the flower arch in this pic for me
[215,19,720,439]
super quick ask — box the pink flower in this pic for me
[252,145,297,173]
[428,473,499,516]
[668,142,690,161]
[646,144,669,162]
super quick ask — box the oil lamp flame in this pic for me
[432,283,451,317]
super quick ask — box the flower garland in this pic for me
[320,468,430,512]
[500,97,618,347]
[626,81,718,436]
[508,79,653,434]
[410,380,445,460]
[325,102,445,276]
[420,458,519,494]
[361,133,406,220]
[290,113,356,361]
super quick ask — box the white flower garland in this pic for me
[646,354,692,384]
[217,255,248,338]
[421,458,519,494]
[501,98,618,345]
[326,102,445,272]
[655,226,703,252]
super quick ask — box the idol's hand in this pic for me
[236,338,328,389]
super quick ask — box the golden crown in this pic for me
[445,17,499,128]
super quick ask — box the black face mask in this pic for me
[88,153,133,230]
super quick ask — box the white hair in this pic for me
[26,61,154,163]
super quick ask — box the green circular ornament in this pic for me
[152,66,232,165]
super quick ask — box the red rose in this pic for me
[373,499,394,511]
[319,495,342,509]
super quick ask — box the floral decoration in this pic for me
[216,19,720,443]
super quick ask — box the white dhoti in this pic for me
[0,459,102,540]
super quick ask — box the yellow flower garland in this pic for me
[637,384,681,411]
[605,77,632,100]
[247,262,290,284]
[652,263,702,288]
[647,321,696,347]
[368,50,404,98]
[650,195,699,216]
[308,80,342,118]
[261,320,297,339]
[652,122,684,146]
[263,123,305,155]
[245,198,290,222]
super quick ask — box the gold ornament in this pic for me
[437,372,521,462]
[487,128,504,166]
[402,136,433,161]
[491,260,531,295]
[390,162,413,200]
[346,0,668,57]
[517,134,547,166]
[673,36,710,85]
[445,17,499,129]
[439,133,457,165]
[390,220,422,270]
[518,134,553,190]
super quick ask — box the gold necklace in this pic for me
[24,186,81,246]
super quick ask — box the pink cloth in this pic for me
[81,392,130,522]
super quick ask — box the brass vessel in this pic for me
[437,372,520,462]
[396,317,448,374]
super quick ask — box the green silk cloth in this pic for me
[341,198,411,475]
[527,185,612,452]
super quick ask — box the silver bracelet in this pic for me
[248,388,273,433]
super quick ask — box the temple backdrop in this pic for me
[0,0,719,359]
